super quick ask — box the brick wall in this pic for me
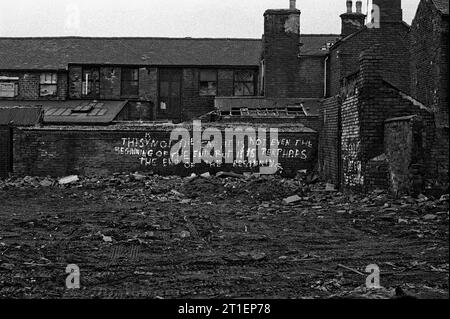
[341,95,362,188]
[318,96,341,185]
[384,116,425,195]
[13,125,318,178]
[328,22,411,97]
[262,10,326,99]
[0,126,12,178]
[0,71,67,101]
[263,9,302,98]
[335,45,441,192]
[181,68,216,121]
[298,56,325,98]
[410,0,449,129]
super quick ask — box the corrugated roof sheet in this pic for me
[432,0,449,15]
[0,35,339,70]
[0,100,126,124]
[0,106,43,126]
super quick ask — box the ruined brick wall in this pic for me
[318,96,341,185]
[410,0,449,129]
[337,45,441,192]
[384,117,420,195]
[13,126,318,178]
[341,95,362,188]
[0,126,11,178]
[0,71,67,101]
[328,22,411,97]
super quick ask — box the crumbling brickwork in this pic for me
[323,44,440,192]
[318,96,341,185]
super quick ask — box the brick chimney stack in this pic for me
[340,0,366,38]
[290,0,296,10]
[372,0,403,23]
[262,4,301,97]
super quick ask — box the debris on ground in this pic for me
[0,173,448,299]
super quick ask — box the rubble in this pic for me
[0,173,448,299]
[58,175,79,185]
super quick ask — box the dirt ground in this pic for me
[0,174,448,299]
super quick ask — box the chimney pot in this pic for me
[356,1,362,13]
[346,0,353,13]
[290,0,296,9]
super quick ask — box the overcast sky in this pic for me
[0,0,421,38]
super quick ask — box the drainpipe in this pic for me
[324,55,329,97]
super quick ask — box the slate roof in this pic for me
[0,100,127,124]
[0,37,262,70]
[300,34,340,56]
[0,35,339,70]
[0,106,43,126]
[432,0,449,15]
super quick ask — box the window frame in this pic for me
[198,69,218,97]
[0,77,19,98]
[39,72,58,97]
[121,67,140,98]
[233,69,257,97]
[81,66,101,98]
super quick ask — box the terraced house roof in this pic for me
[0,35,339,70]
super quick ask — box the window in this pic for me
[234,70,256,96]
[0,76,19,98]
[40,73,58,97]
[199,70,217,96]
[121,68,139,97]
[82,67,100,97]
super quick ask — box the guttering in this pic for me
[324,55,329,97]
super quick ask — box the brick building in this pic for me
[0,0,338,126]
[319,0,449,194]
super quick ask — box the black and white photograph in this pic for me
[0,0,448,311]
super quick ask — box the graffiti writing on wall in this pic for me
[342,137,364,187]
[113,131,315,173]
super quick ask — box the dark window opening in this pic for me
[82,67,100,98]
[234,70,256,96]
[40,73,58,97]
[121,68,139,97]
[199,69,217,96]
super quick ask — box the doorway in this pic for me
[158,68,182,122]
[0,127,12,178]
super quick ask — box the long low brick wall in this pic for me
[12,123,318,178]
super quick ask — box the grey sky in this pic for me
[0,0,421,38]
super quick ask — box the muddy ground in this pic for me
[0,174,448,299]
